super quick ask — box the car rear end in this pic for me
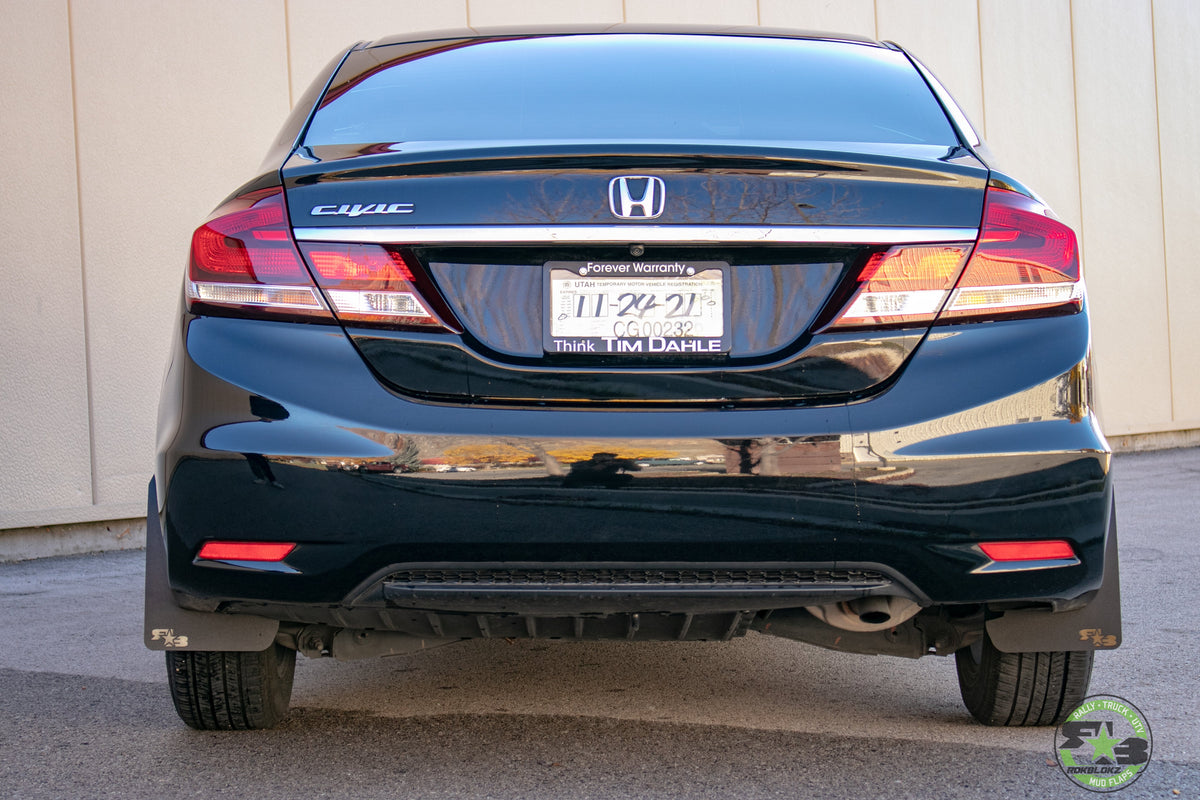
[148,27,1117,730]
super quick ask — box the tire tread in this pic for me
[165,645,295,730]
[956,635,1093,727]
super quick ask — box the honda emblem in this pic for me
[608,176,665,219]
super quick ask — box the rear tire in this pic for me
[956,631,1092,726]
[166,643,296,730]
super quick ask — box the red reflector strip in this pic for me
[979,540,1075,561]
[197,541,296,562]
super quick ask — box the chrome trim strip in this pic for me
[195,559,301,575]
[970,557,1081,575]
[293,225,978,245]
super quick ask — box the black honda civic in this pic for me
[146,25,1120,730]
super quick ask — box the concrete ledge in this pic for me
[0,518,145,563]
[1109,428,1200,453]
[0,501,143,532]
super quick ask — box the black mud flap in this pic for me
[144,478,279,652]
[986,502,1121,653]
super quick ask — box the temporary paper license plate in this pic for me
[544,261,730,356]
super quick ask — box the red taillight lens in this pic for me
[190,190,306,283]
[979,540,1076,561]
[305,244,416,286]
[827,245,971,329]
[940,188,1082,321]
[186,189,331,320]
[196,541,296,562]
[299,242,449,329]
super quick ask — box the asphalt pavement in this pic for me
[1,448,1198,799]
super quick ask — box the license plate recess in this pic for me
[544,261,730,356]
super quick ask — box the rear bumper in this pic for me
[155,311,1111,622]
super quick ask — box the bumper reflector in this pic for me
[973,540,1080,574]
[979,541,1075,561]
[197,541,296,562]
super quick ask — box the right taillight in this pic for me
[940,188,1083,322]
[824,187,1082,330]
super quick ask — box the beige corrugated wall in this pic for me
[2,0,1197,531]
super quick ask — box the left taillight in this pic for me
[186,188,455,331]
[186,188,333,321]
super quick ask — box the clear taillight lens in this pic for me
[186,188,331,320]
[826,187,1082,329]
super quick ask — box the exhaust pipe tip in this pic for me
[805,596,921,632]
[850,595,895,626]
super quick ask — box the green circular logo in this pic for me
[1054,695,1152,792]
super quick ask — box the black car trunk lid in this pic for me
[283,146,986,405]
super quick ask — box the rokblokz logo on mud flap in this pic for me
[1054,695,1152,792]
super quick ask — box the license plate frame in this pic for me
[543,261,731,357]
